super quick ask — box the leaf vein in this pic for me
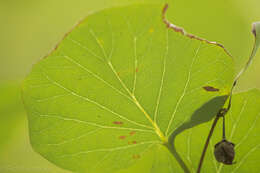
[58,141,161,158]
[166,42,202,136]
[154,30,169,123]
[37,114,155,133]
[40,68,153,130]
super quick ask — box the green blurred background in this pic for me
[0,0,259,172]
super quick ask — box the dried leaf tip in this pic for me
[252,22,260,37]
[162,4,185,34]
[162,3,169,17]
[161,4,232,57]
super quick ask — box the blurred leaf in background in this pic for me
[0,82,24,150]
[0,0,259,172]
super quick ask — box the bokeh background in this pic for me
[0,0,259,172]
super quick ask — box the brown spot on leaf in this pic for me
[130,131,136,136]
[119,136,126,140]
[128,141,137,144]
[113,121,123,125]
[135,68,139,72]
[133,154,140,159]
[203,86,219,92]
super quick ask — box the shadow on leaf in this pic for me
[166,95,227,173]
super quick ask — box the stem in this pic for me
[165,142,190,173]
[197,115,220,173]
[222,115,226,140]
[197,107,229,172]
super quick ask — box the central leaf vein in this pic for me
[88,27,167,142]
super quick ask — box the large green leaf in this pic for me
[22,5,234,173]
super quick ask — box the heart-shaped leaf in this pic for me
[22,5,235,173]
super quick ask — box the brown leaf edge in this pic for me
[162,4,233,58]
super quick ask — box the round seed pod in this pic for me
[214,139,235,165]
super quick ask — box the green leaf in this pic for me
[171,89,260,172]
[22,5,234,173]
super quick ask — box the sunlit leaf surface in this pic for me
[22,5,237,173]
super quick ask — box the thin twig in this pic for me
[222,115,226,140]
[197,114,220,173]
